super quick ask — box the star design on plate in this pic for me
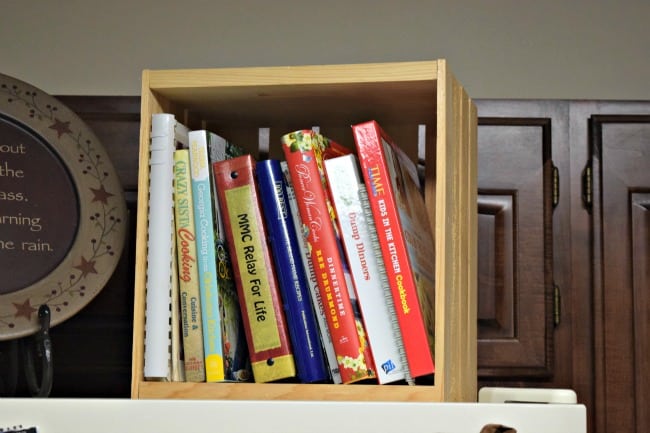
[90,184,114,205]
[74,256,98,278]
[48,117,72,138]
[13,299,38,321]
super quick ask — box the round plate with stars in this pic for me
[0,73,127,340]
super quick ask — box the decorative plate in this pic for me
[0,73,126,340]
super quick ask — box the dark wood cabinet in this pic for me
[476,100,650,433]
[475,100,572,386]
[574,105,650,433]
[2,96,647,433]
[45,96,141,398]
[476,115,555,380]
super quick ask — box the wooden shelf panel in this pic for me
[137,382,441,402]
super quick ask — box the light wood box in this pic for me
[131,59,477,402]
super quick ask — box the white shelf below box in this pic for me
[0,398,586,433]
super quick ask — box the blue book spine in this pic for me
[256,159,329,383]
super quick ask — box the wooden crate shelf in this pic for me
[131,59,477,402]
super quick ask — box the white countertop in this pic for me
[0,398,586,433]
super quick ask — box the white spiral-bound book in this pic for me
[144,113,187,380]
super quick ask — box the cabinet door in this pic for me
[589,113,650,433]
[474,101,571,382]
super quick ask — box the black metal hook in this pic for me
[22,304,54,397]
[0,304,54,397]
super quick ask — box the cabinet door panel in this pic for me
[477,194,514,340]
[476,117,554,378]
[591,115,650,433]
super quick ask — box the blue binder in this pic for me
[256,159,330,384]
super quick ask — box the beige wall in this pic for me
[1,0,648,99]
